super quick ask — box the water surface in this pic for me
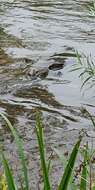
[0,0,95,188]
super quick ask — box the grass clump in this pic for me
[70,51,95,90]
[87,1,95,16]
[0,112,95,189]
[1,111,95,189]
[0,113,29,190]
[0,112,83,190]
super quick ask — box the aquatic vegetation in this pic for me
[0,113,82,190]
[0,0,95,189]
[70,52,95,90]
[2,154,16,190]
[0,112,95,189]
[0,113,29,190]
[0,110,95,190]
[87,0,95,16]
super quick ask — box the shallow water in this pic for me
[0,0,95,188]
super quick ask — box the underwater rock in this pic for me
[49,63,64,71]
[23,58,33,64]
[27,67,49,79]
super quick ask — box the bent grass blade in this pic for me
[2,152,17,190]
[0,113,29,190]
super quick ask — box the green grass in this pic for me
[57,136,82,190]
[0,112,95,189]
[80,143,88,190]
[0,113,29,190]
[1,153,17,190]
[0,113,83,190]
[70,51,95,90]
[35,112,51,190]
[87,0,95,16]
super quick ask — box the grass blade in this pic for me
[70,67,82,72]
[76,50,82,65]
[82,109,95,129]
[54,148,77,190]
[80,144,88,190]
[81,76,92,89]
[2,152,16,190]
[0,113,29,190]
[35,112,51,190]
[58,136,82,190]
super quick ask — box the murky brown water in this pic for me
[0,0,95,188]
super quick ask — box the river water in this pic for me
[0,0,95,188]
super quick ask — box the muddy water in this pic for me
[0,0,95,188]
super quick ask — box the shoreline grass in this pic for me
[0,113,84,190]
